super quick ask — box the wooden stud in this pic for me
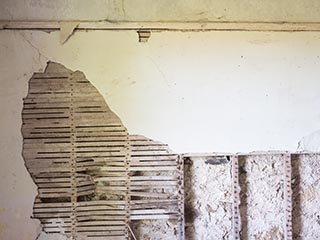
[284,153,293,240]
[231,155,241,240]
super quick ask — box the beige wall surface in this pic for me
[0,30,320,239]
[1,0,320,22]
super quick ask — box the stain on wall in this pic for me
[2,0,320,22]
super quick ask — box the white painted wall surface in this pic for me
[0,30,320,238]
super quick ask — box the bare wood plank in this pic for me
[76,205,126,211]
[131,209,178,215]
[231,155,241,240]
[77,226,125,231]
[130,214,179,220]
[33,208,72,213]
[130,176,178,181]
[76,210,127,217]
[34,202,73,208]
[77,200,126,206]
[128,192,176,198]
[76,221,126,226]
[284,153,293,240]
[131,156,178,161]
[77,215,126,221]
[129,166,178,171]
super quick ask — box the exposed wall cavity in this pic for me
[292,154,320,239]
[239,155,285,239]
[184,157,232,239]
[19,62,320,240]
[184,154,320,240]
[22,62,184,239]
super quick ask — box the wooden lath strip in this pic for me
[124,132,131,239]
[231,155,241,240]
[177,155,185,240]
[284,153,293,240]
[69,71,78,238]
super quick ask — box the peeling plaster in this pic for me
[22,62,183,239]
[297,130,320,151]
[59,21,79,44]
[1,27,320,239]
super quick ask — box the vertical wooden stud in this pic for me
[125,133,131,239]
[284,153,293,240]
[231,155,241,240]
[177,155,185,240]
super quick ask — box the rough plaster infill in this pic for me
[129,153,320,239]
[293,154,320,239]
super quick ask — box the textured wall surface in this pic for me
[184,155,320,240]
[239,155,285,239]
[1,0,320,22]
[292,154,320,239]
[185,158,232,239]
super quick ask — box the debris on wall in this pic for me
[21,62,184,240]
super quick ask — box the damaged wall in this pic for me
[184,154,320,240]
[21,62,183,240]
[1,30,320,239]
[185,158,232,239]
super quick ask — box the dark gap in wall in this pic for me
[184,157,196,240]
[238,156,248,239]
[291,154,302,240]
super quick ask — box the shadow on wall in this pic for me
[184,158,197,240]
[291,154,302,240]
[238,156,248,239]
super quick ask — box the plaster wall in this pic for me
[0,30,320,239]
[1,0,320,22]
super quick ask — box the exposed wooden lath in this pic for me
[22,62,184,239]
